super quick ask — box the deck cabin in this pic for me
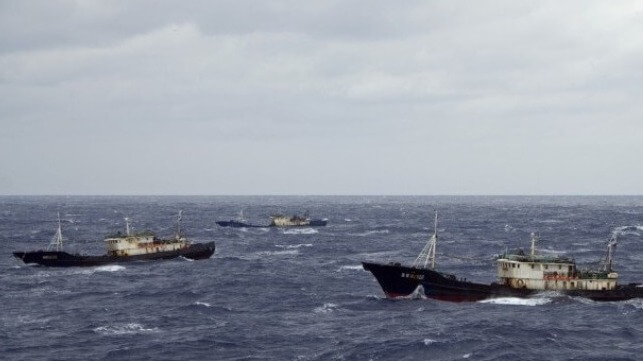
[497,236,618,291]
[104,231,186,257]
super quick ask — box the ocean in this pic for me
[2,196,643,361]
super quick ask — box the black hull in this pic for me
[362,261,643,302]
[13,241,215,267]
[216,220,265,228]
[307,219,328,227]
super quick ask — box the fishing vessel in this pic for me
[13,211,215,267]
[362,213,643,302]
[269,213,328,227]
[215,210,262,228]
[216,211,328,228]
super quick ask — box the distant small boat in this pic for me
[269,213,328,227]
[13,211,215,267]
[215,210,264,228]
[216,211,328,228]
[363,212,643,302]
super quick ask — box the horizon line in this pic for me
[1,194,643,197]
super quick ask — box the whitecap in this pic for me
[256,249,300,256]
[504,224,516,233]
[94,265,126,273]
[195,301,211,307]
[94,323,159,335]
[422,339,437,346]
[478,297,551,306]
[611,225,643,239]
[336,265,364,272]
[350,230,390,237]
[398,285,427,300]
[314,303,339,314]
[282,228,318,235]
[539,219,563,224]
[275,244,313,249]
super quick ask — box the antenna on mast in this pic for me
[176,210,183,240]
[530,233,538,257]
[48,212,64,251]
[604,236,618,272]
[412,210,438,270]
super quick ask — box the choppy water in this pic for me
[2,196,643,361]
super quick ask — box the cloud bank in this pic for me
[1,1,642,194]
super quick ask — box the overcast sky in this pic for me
[1,1,642,195]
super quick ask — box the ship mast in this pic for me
[413,211,438,270]
[47,212,64,251]
[604,237,617,272]
[530,233,538,257]
[125,217,131,236]
[176,210,183,240]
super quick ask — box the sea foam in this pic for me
[282,228,318,235]
[94,323,159,335]
[478,297,551,306]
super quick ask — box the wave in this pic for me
[256,249,300,257]
[478,297,551,306]
[94,323,159,335]
[611,225,643,240]
[314,303,340,314]
[336,265,364,272]
[349,229,390,237]
[398,285,427,300]
[94,265,126,273]
[282,228,318,235]
[538,219,563,224]
[275,243,313,249]
[31,264,126,278]
[422,339,438,346]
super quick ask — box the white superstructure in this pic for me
[497,234,618,291]
[269,214,310,227]
[104,212,188,257]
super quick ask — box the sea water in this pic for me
[2,195,643,360]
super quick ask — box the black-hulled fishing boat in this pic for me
[13,212,215,267]
[215,210,265,228]
[363,212,643,302]
[216,211,328,228]
[215,220,258,228]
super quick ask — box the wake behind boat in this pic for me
[363,212,643,302]
[13,211,215,267]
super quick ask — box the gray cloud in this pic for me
[1,1,642,195]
